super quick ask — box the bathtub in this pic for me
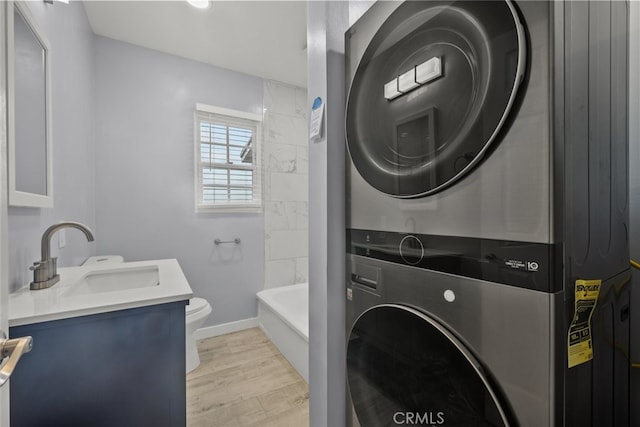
[257,283,308,382]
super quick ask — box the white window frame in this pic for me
[194,103,263,213]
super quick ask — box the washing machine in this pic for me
[345,1,631,426]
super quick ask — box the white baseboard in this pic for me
[194,317,259,340]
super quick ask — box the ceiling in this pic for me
[83,1,308,88]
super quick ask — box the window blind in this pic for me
[195,109,262,211]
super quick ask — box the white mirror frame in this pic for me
[6,0,53,208]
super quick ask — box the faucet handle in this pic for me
[29,261,45,271]
[29,258,59,290]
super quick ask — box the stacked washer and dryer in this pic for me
[345,1,631,426]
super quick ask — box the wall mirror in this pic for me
[7,1,53,208]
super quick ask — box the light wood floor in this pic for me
[186,327,309,427]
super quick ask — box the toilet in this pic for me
[185,297,212,373]
[83,255,212,373]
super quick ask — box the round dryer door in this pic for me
[347,305,511,426]
[346,0,526,197]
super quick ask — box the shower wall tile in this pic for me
[294,87,308,119]
[264,83,296,117]
[265,202,289,230]
[266,144,299,173]
[263,80,308,289]
[266,112,307,147]
[265,259,296,288]
[289,202,309,230]
[294,257,309,284]
[297,146,309,175]
[262,170,272,202]
[264,232,271,262]
[269,230,309,260]
[270,172,308,202]
[265,201,308,231]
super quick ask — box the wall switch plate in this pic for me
[58,229,66,249]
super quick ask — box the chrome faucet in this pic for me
[30,221,95,290]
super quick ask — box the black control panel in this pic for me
[347,229,561,293]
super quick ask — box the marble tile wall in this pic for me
[263,81,308,289]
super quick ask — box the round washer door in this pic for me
[346,0,525,198]
[347,304,511,426]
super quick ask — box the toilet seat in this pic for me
[186,297,210,316]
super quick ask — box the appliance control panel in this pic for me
[347,228,559,293]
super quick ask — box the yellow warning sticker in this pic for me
[567,279,601,368]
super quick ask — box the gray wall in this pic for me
[629,0,640,258]
[1,1,12,422]
[307,3,346,425]
[307,2,374,426]
[628,1,639,422]
[93,37,265,327]
[8,1,96,292]
[6,2,282,328]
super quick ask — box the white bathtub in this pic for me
[257,283,308,382]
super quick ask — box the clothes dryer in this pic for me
[346,0,543,243]
[345,1,631,426]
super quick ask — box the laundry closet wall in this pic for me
[629,0,640,256]
[628,1,640,423]
[307,2,375,427]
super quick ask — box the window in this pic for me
[194,104,262,212]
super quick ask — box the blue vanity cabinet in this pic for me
[9,301,187,427]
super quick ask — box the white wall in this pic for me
[263,80,309,288]
[93,36,265,328]
[8,1,96,292]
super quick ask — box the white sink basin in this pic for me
[10,259,193,327]
[64,266,160,296]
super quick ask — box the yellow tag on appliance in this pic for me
[567,279,601,368]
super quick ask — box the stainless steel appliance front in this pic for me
[346,0,552,244]
[346,255,558,426]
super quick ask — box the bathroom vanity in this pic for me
[8,259,192,427]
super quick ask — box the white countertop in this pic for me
[9,259,193,327]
